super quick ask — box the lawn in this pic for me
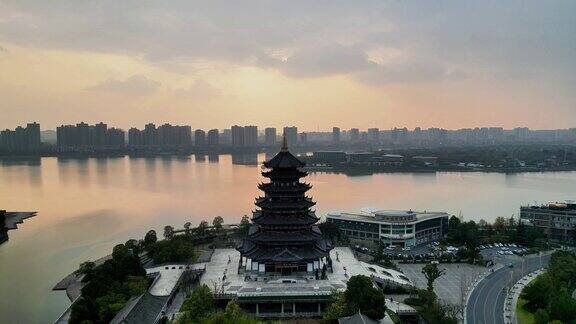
[516,297,535,324]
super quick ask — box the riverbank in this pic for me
[0,211,37,245]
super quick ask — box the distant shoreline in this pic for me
[1,153,575,174]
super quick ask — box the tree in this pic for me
[112,244,129,261]
[534,309,550,324]
[239,215,250,235]
[144,230,157,245]
[494,216,507,232]
[163,225,174,240]
[548,289,576,322]
[522,275,551,312]
[197,220,209,235]
[448,215,461,230]
[212,216,224,231]
[125,276,148,296]
[323,292,348,322]
[344,275,386,320]
[318,221,342,242]
[422,263,446,299]
[124,239,140,255]
[77,261,96,280]
[184,222,192,235]
[180,284,214,321]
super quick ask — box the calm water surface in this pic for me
[0,154,575,323]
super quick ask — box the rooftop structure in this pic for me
[237,138,332,276]
[327,208,449,248]
[520,200,576,245]
[199,248,412,318]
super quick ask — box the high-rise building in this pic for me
[368,128,380,143]
[106,128,125,146]
[76,122,90,146]
[332,127,340,143]
[0,122,41,152]
[349,128,360,142]
[231,125,245,147]
[25,122,41,149]
[265,128,276,146]
[283,126,298,147]
[94,122,107,147]
[143,123,158,146]
[195,129,206,146]
[221,129,232,145]
[244,126,258,147]
[128,128,143,146]
[207,129,219,145]
[300,132,307,145]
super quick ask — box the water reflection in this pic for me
[232,153,258,166]
[0,156,576,324]
[195,154,206,162]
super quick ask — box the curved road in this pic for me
[466,253,551,324]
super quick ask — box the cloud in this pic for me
[174,80,221,100]
[88,75,161,95]
[357,61,468,85]
[259,44,377,78]
[0,1,574,86]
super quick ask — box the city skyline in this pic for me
[1,2,575,131]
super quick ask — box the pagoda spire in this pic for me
[281,133,288,152]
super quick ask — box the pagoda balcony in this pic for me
[262,169,308,179]
[258,183,312,192]
[255,199,316,210]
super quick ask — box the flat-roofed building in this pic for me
[231,125,244,147]
[264,127,276,146]
[195,129,206,146]
[327,208,449,248]
[520,201,576,245]
[283,126,298,147]
[244,125,258,146]
[207,129,219,145]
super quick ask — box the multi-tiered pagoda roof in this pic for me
[237,138,332,268]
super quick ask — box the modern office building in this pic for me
[264,127,276,146]
[520,201,576,245]
[327,208,450,247]
[283,126,298,147]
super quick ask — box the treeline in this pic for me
[176,285,263,324]
[520,251,576,324]
[69,218,214,323]
[447,215,548,249]
[70,241,148,324]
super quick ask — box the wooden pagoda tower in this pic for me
[237,137,332,276]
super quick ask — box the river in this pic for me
[0,154,574,323]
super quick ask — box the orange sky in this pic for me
[0,1,574,131]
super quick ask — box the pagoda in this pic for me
[237,137,332,276]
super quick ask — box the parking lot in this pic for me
[479,243,528,261]
[398,263,487,306]
[354,241,530,263]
